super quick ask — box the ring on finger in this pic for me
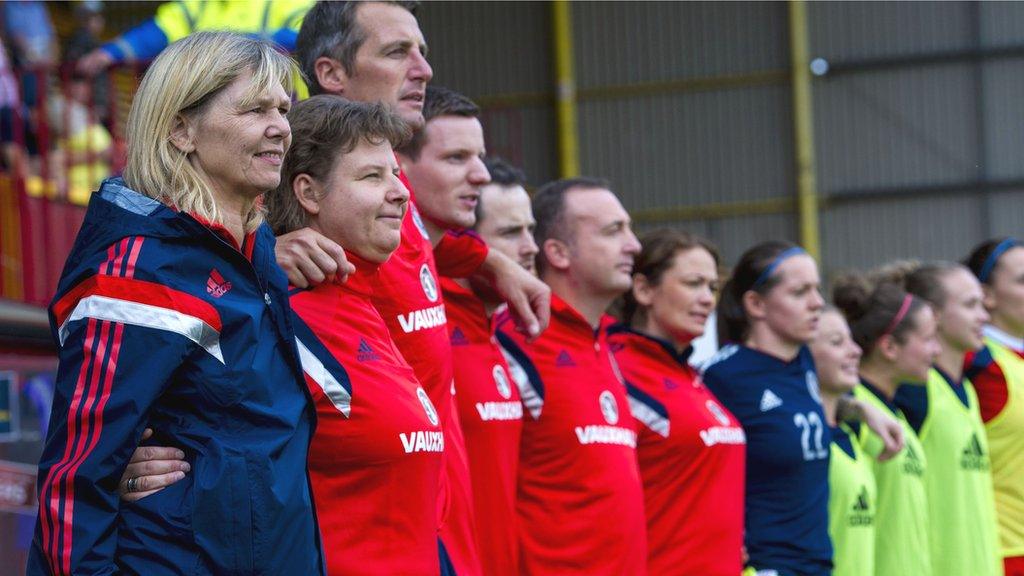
[126,476,140,493]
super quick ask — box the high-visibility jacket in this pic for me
[101,0,312,64]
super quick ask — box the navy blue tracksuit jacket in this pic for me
[27,178,325,575]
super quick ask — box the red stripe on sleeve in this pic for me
[52,274,223,333]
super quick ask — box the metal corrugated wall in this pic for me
[420,1,1024,273]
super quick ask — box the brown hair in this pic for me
[833,273,925,356]
[396,85,480,160]
[531,176,611,276]
[618,228,719,326]
[295,1,420,96]
[263,95,410,235]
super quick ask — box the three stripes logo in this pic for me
[450,327,470,346]
[759,389,783,412]
[357,338,380,362]
[848,486,874,527]
[555,350,576,367]
[206,268,232,298]
[903,443,925,477]
[960,433,990,471]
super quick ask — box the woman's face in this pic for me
[986,246,1024,335]
[307,138,408,263]
[185,71,292,201]
[755,254,825,345]
[936,268,990,353]
[810,310,862,394]
[891,305,942,383]
[634,247,718,346]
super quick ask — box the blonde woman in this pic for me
[28,32,325,575]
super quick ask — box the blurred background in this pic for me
[2,1,1023,572]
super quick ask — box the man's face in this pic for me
[556,188,640,298]
[476,183,538,275]
[342,2,433,127]
[400,115,490,232]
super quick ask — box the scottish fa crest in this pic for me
[411,204,430,239]
[806,370,822,405]
[599,390,619,425]
[493,365,512,399]
[417,387,439,426]
[706,399,731,426]
[420,264,438,302]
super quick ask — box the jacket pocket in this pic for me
[117,470,197,573]
[192,454,254,575]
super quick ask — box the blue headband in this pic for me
[978,238,1020,283]
[751,247,807,290]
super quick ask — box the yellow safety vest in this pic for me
[917,368,1003,576]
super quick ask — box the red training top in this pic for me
[290,252,442,575]
[442,278,524,576]
[495,295,647,576]
[607,325,746,576]
[372,169,483,575]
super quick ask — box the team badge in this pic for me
[493,365,512,399]
[599,390,619,425]
[420,264,438,302]
[705,399,731,426]
[417,387,439,426]
[806,370,822,405]
[411,204,430,239]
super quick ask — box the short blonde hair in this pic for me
[123,31,296,232]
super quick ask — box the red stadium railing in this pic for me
[0,62,142,307]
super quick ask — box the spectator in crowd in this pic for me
[28,32,325,575]
[964,238,1024,576]
[0,36,25,176]
[62,1,109,120]
[2,0,56,107]
[895,262,1003,576]
[809,306,877,576]
[496,177,648,575]
[608,229,746,575]
[76,0,314,77]
[46,74,112,205]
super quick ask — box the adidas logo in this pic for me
[853,486,871,512]
[759,389,783,412]
[206,268,232,298]
[849,486,874,527]
[903,443,925,477]
[555,350,576,367]
[357,338,380,362]
[450,327,470,347]
[960,433,990,471]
